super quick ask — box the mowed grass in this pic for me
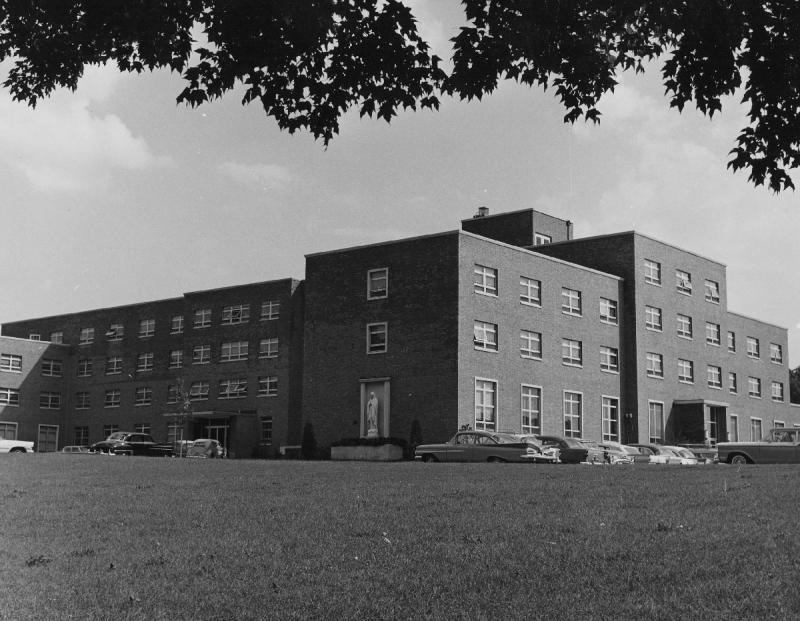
[1,457,799,621]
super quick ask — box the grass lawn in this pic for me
[1,456,799,620]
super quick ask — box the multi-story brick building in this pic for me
[1,207,796,454]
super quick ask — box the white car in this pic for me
[0,438,35,453]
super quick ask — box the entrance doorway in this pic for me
[205,424,229,450]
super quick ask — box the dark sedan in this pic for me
[415,430,555,463]
[535,435,593,464]
[91,432,174,457]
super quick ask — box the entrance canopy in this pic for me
[672,399,729,444]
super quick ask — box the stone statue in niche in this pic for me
[366,392,379,437]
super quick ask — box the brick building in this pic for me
[1,207,796,453]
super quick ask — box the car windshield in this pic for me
[192,440,210,447]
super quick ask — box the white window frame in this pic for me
[367,268,389,300]
[136,352,154,372]
[520,330,542,360]
[563,391,583,438]
[189,381,210,401]
[366,323,387,355]
[77,359,93,377]
[221,304,250,325]
[676,314,693,339]
[678,359,694,384]
[41,359,63,377]
[772,381,785,402]
[219,378,247,399]
[534,232,552,245]
[644,259,661,285]
[600,346,619,373]
[0,354,22,373]
[648,401,665,444]
[645,306,662,331]
[474,378,497,431]
[221,341,249,362]
[39,391,62,410]
[770,343,783,365]
[727,331,736,352]
[49,331,63,344]
[601,396,620,442]
[193,345,211,365]
[259,337,280,359]
[750,418,763,441]
[134,387,153,407]
[0,421,18,438]
[646,352,663,378]
[0,388,20,406]
[520,384,542,435]
[105,357,123,375]
[561,338,583,367]
[520,276,542,307]
[193,308,212,329]
[728,371,738,394]
[705,279,720,304]
[75,392,91,409]
[728,414,739,442]
[706,322,721,346]
[258,376,278,397]
[599,298,618,325]
[261,300,280,321]
[473,264,498,297]
[748,376,762,398]
[473,321,498,352]
[104,389,121,408]
[169,349,183,369]
[170,315,184,334]
[707,365,722,389]
[675,269,692,294]
[107,323,124,341]
[747,337,760,359]
[138,318,155,338]
[561,288,582,316]
[79,327,94,345]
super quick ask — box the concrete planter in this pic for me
[330,444,404,461]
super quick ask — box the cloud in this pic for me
[218,161,294,190]
[0,64,168,193]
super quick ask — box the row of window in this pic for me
[0,377,279,409]
[643,311,783,363]
[473,265,620,324]
[644,353,785,400]
[28,301,282,345]
[473,378,621,441]
[644,259,721,303]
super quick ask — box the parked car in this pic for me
[0,438,34,453]
[678,443,718,464]
[535,435,593,464]
[717,428,800,464]
[577,439,606,464]
[597,441,639,464]
[414,430,553,463]
[174,440,193,457]
[629,443,697,465]
[90,432,174,457]
[60,445,90,454]
[187,438,225,459]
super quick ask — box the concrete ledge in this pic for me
[330,444,404,461]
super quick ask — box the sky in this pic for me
[1,1,799,366]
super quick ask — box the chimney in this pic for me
[474,206,489,218]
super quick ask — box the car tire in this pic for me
[9,447,26,453]
[729,454,749,465]
[421,454,437,463]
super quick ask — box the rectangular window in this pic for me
[136,352,154,372]
[170,315,184,334]
[77,359,93,377]
[134,423,151,434]
[103,424,120,438]
[706,322,720,346]
[74,426,89,446]
[534,232,552,245]
[167,384,181,404]
[41,359,63,377]
[367,324,387,354]
[104,389,121,408]
[367,268,388,299]
[727,331,736,352]
[649,402,664,444]
[221,304,250,325]
[561,339,582,366]
[561,288,582,316]
[259,338,280,358]
[750,418,763,442]
[138,318,155,338]
[602,396,620,442]
[0,354,22,373]
[747,337,760,359]
[258,376,278,397]
[189,381,209,401]
[705,279,720,304]
[644,259,661,285]
[707,365,722,389]
[520,385,541,435]
[107,323,124,340]
[79,327,94,345]
[678,359,694,383]
[600,346,619,373]
[645,306,662,331]
[76,392,91,409]
[563,391,582,438]
[676,269,692,294]
[105,357,123,375]
[729,372,738,393]
[29,333,41,341]
[770,343,783,364]
[520,330,542,360]
[0,388,20,406]
[599,298,618,325]
[676,314,693,339]
[520,276,542,306]
[474,379,497,431]
[473,321,498,352]
[169,350,183,369]
[748,376,762,398]
[260,417,273,445]
[219,378,247,399]
[646,352,663,378]
[49,331,63,344]
[221,341,249,362]
[192,345,211,365]
[728,415,739,442]
[261,301,280,321]
[0,421,18,438]
[193,308,212,329]
[772,382,785,402]
[474,264,498,296]
[774,420,785,429]
[135,387,153,406]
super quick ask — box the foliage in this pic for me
[300,421,317,459]
[1,2,799,190]
[2,457,800,619]
[791,366,800,404]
